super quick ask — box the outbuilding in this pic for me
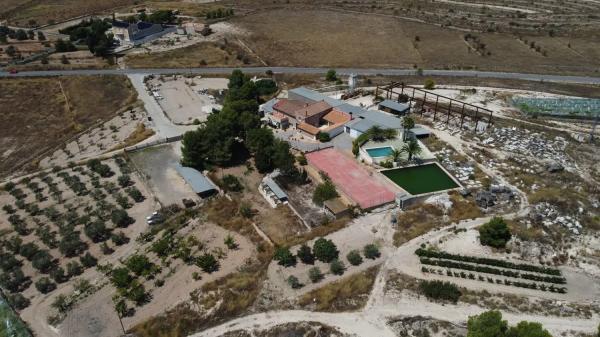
[378,100,410,116]
[175,165,218,198]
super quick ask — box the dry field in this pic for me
[233,9,600,75]
[0,76,138,178]
[124,41,260,69]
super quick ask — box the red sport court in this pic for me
[306,148,396,209]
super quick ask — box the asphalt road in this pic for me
[2,67,600,84]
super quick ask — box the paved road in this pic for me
[2,67,600,84]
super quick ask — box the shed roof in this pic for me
[379,100,410,112]
[324,198,348,215]
[264,177,287,200]
[261,98,278,114]
[289,87,344,107]
[273,99,305,116]
[175,165,217,194]
[294,101,332,119]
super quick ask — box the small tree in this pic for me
[363,244,381,259]
[297,244,314,265]
[313,238,339,263]
[467,310,508,337]
[401,139,422,161]
[308,267,323,283]
[346,250,363,266]
[325,69,337,81]
[508,321,552,337]
[35,277,56,294]
[312,180,339,206]
[80,252,98,268]
[316,132,331,143]
[287,275,302,289]
[479,217,511,248]
[330,259,345,275]
[111,209,134,228]
[273,246,297,267]
[424,78,435,90]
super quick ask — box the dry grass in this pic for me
[393,204,444,247]
[448,192,483,224]
[234,8,600,75]
[0,75,137,177]
[297,265,380,312]
[110,123,155,151]
[125,42,260,69]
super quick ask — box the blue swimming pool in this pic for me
[366,146,393,158]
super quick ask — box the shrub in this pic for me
[196,253,219,273]
[87,159,113,177]
[273,246,297,267]
[111,232,130,246]
[224,235,238,249]
[80,252,98,268]
[35,277,57,294]
[346,250,363,266]
[479,217,512,248]
[316,132,331,142]
[467,310,507,336]
[126,187,144,202]
[330,259,345,275]
[118,175,132,187]
[66,261,83,277]
[312,180,339,206]
[424,78,435,90]
[50,266,68,283]
[111,209,134,228]
[221,174,243,192]
[126,254,154,277]
[19,242,40,261]
[313,238,339,263]
[419,280,461,303]
[84,221,111,243]
[308,266,323,283]
[363,244,381,259]
[32,250,55,273]
[287,275,302,289]
[325,69,337,81]
[297,244,314,265]
[7,293,30,310]
[111,267,133,289]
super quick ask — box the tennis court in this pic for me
[306,148,396,209]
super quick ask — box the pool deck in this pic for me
[362,138,435,161]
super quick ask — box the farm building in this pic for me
[112,20,166,44]
[378,100,410,116]
[175,165,218,198]
[259,176,288,208]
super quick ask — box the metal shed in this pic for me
[175,165,218,198]
[379,100,410,116]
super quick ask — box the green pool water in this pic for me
[382,164,459,195]
[0,295,31,337]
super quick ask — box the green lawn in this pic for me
[382,164,459,195]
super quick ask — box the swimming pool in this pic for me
[381,163,459,195]
[366,146,394,158]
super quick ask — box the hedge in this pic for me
[419,258,566,284]
[415,248,561,276]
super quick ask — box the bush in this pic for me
[66,261,83,277]
[363,244,381,259]
[346,250,363,266]
[273,247,297,267]
[35,277,57,294]
[111,267,133,289]
[111,232,130,246]
[419,280,461,303]
[287,275,302,289]
[84,221,111,243]
[479,217,512,248]
[50,266,68,283]
[221,174,243,192]
[87,159,113,177]
[118,175,132,187]
[308,266,323,283]
[7,293,30,310]
[316,132,331,142]
[196,253,219,273]
[126,254,154,277]
[31,250,54,273]
[80,252,98,268]
[224,235,238,249]
[111,209,134,228]
[312,180,339,206]
[326,69,337,81]
[126,187,145,202]
[330,259,345,275]
[467,310,507,337]
[297,244,314,265]
[424,78,435,90]
[313,238,339,263]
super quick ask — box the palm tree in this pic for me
[402,117,415,141]
[391,147,403,163]
[367,126,397,142]
[402,139,422,161]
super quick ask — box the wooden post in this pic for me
[460,104,466,127]
[421,92,427,115]
[446,101,452,124]
[474,107,479,131]
[433,96,439,121]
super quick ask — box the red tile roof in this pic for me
[293,101,332,120]
[273,99,305,116]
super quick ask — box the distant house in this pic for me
[112,20,164,43]
[175,165,218,198]
[378,100,410,116]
